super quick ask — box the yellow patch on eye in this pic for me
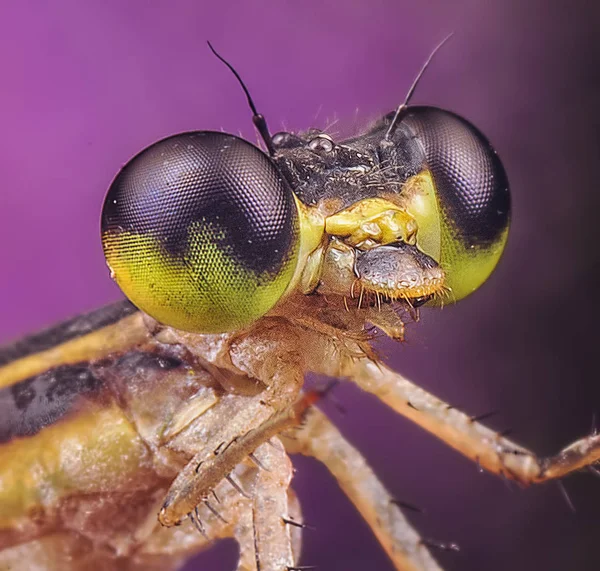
[402,170,509,303]
[103,222,299,333]
[437,223,509,303]
[401,172,442,261]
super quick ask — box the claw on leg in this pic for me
[283,407,442,571]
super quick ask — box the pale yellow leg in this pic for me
[136,478,247,567]
[160,379,308,527]
[251,441,296,571]
[343,358,600,484]
[138,459,299,571]
[283,407,442,571]
[229,442,299,571]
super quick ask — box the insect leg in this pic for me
[282,407,442,571]
[232,485,301,571]
[285,488,304,563]
[159,383,312,527]
[343,358,600,484]
[235,501,258,571]
[251,441,296,570]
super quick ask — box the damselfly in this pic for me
[1,42,598,571]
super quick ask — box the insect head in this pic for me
[101,42,510,333]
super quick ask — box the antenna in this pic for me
[384,33,454,141]
[207,41,275,155]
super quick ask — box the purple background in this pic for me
[1,1,600,570]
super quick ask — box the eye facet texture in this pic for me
[401,107,511,301]
[102,132,300,333]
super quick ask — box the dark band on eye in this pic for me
[103,132,298,278]
[402,106,510,248]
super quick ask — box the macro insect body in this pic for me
[1,43,600,571]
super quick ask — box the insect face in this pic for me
[101,44,510,333]
[272,106,510,305]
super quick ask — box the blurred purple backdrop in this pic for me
[1,1,600,570]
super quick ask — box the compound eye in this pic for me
[400,107,511,302]
[101,132,300,333]
[308,134,334,153]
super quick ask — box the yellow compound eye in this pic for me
[398,107,511,302]
[101,132,300,333]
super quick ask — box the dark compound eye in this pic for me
[101,131,300,333]
[391,106,511,301]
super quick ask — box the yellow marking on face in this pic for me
[324,197,418,247]
[299,245,326,295]
[286,195,326,296]
[0,313,148,389]
[0,401,153,529]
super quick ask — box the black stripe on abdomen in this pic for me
[0,300,138,367]
[0,350,184,443]
[0,364,103,443]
